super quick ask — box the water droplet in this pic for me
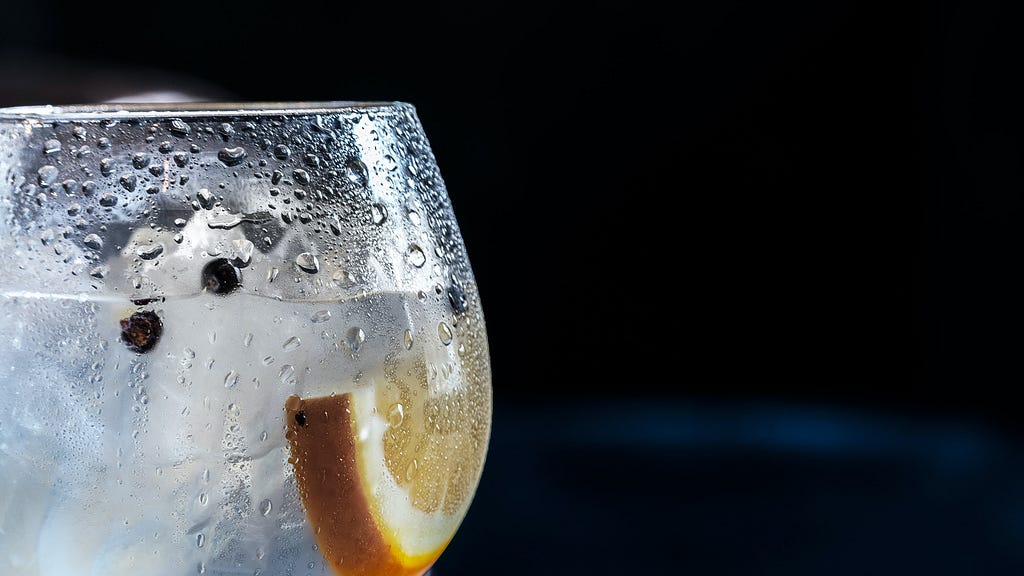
[196,533,205,548]
[97,137,110,150]
[83,233,103,250]
[370,203,387,225]
[262,356,275,365]
[67,203,81,216]
[37,165,58,187]
[169,119,190,136]
[405,459,419,481]
[44,139,61,154]
[344,327,365,353]
[331,269,356,288]
[282,336,301,351]
[260,499,273,516]
[404,329,414,350]
[292,169,310,185]
[311,310,331,323]
[137,243,164,260]
[199,493,208,506]
[218,146,247,166]
[273,144,290,160]
[72,126,87,140]
[217,123,234,140]
[207,213,243,229]
[224,370,238,388]
[388,403,405,427]
[408,244,426,268]
[99,157,115,176]
[268,267,279,283]
[99,192,119,207]
[173,151,189,167]
[132,152,150,169]
[39,229,54,245]
[438,322,453,345]
[278,364,296,385]
[344,158,368,186]
[407,210,421,226]
[232,239,254,266]
[295,252,319,273]
[196,188,215,209]
[174,218,187,227]
[119,173,137,192]
[244,332,254,347]
[89,265,108,278]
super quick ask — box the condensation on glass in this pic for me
[0,102,492,576]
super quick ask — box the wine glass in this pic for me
[0,101,492,576]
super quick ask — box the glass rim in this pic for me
[0,100,413,121]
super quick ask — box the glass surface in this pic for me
[0,102,492,575]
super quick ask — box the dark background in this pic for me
[2,1,1020,574]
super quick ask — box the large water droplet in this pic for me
[273,144,290,160]
[437,322,453,345]
[408,244,426,268]
[388,403,405,427]
[43,139,61,154]
[83,234,103,250]
[232,239,254,266]
[282,336,301,352]
[278,364,296,385]
[370,203,388,225]
[224,370,238,388]
[119,173,137,192]
[37,165,58,187]
[99,192,119,207]
[292,169,310,185]
[196,533,205,548]
[260,499,273,517]
[196,189,216,210]
[218,147,247,166]
[344,158,368,186]
[311,310,331,323]
[208,213,244,229]
[404,329,414,350]
[137,243,164,260]
[344,327,365,353]
[295,252,319,273]
[169,119,190,136]
[99,158,115,176]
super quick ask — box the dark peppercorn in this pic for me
[120,310,163,353]
[201,258,242,294]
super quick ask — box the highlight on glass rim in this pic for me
[0,101,493,576]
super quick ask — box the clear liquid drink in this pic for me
[0,102,491,576]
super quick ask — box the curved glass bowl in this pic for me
[0,102,492,576]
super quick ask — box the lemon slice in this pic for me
[285,345,490,575]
